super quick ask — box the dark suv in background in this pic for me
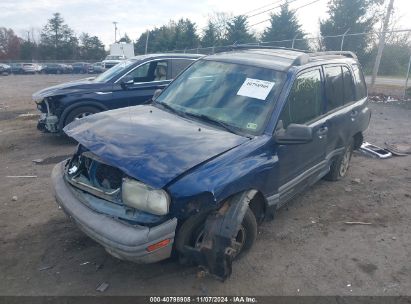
[33,53,202,133]
[53,48,370,279]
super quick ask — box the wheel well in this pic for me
[61,102,106,127]
[353,132,363,150]
[248,191,266,224]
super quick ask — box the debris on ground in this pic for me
[344,221,372,225]
[96,282,109,292]
[11,196,18,201]
[352,178,361,184]
[368,93,410,104]
[385,141,411,156]
[80,261,90,266]
[196,270,207,279]
[359,142,392,159]
[32,155,71,165]
[344,186,352,192]
[38,265,53,271]
[17,113,39,120]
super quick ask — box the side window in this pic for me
[171,59,194,78]
[279,69,323,128]
[128,62,151,82]
[127,60,169,83]
[324,66,344,111]
[342,66,355,103]
[352,64,367,100]
[154,61,169,81]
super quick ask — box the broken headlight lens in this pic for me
[121,178,170,215]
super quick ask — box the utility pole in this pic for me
[26,30,30,42]
[145,30,149,54]
[113,21,118,43]
[371,0,394,88]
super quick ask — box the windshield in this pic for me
[94,60,135,83]
[155,60,286,135]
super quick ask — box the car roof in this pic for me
[130,53,203,61]
[204,48,358,72]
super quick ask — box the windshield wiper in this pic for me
[155,101,186,117]
[185,112,244,136]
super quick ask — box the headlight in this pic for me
[122,178,170,215]
[33,96,43,104]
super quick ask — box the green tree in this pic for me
[0,27,21,60]
[79,33,106,60]
[201,21,221,48]
[225,15,256,45]
[118,33,131,43]
[39,12,78,59]
[174,19,199,50]
[262,3,309,50]
[20,41,37,60]
[320,0,382,62]
[367,40,411,76]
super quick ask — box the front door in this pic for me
[276,68,328,204]
[110,60,171,109]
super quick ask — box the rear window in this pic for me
[352,64,367,100]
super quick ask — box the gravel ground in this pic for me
[0,75,410,296]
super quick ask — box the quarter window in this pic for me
[324,66,344,111]
[352,64,367,100]
[342,66,355,103]
[279,69,323,128]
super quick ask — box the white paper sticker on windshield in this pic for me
[237,78,275,101]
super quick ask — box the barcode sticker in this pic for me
[237,78,275,101]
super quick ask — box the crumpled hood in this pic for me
[32,78,100,100]
[64,105,248,189]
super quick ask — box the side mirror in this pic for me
[274,122,313,144]
[153,89,163,100]
[120,75,134,89]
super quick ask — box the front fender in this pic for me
[167,135,279,219]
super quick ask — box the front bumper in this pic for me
[51,161,177,263]
[37,112,59,133]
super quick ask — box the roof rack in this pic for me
[228,45,358,66]
[308,51,358,60]
[230,44,307,53]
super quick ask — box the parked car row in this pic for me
[35,49,370,280]
[0,62,107,75]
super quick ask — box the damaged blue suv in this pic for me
[52,48,370,280]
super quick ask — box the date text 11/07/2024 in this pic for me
[149,297,258,303]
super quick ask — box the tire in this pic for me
[175,207,257,261]
[64,106,100,127]
[324,138,354,181]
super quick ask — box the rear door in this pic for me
[276,67,328,203]
[109,59,171,109]
[323,65,356,157]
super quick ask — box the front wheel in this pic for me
[64,106,100,128]
[324,138,354,181]
[176,207,257,262]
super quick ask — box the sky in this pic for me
[1,0,410,48]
